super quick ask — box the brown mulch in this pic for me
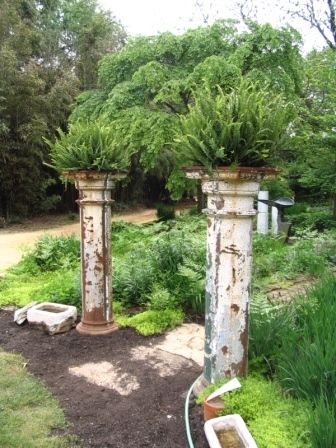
[0,310,207,448]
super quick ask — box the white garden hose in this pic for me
[185,375,203,448]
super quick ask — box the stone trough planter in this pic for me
[27,302,77,335]
[204,414,257,448]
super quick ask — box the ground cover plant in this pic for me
[197,375,311,448]
[0,208,335,334]
[0,348,79,447]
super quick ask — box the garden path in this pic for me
[0,208,157,272]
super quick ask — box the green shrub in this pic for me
[116,309,184,336]
[285,239,328,276]
[35,269,81,309]
[174,80,293,170]
[290,209,336,235]
[18,234,80,273]
[113,251,155,305]
[46,121,133,172]
[249,295,294,375]
[146,285,178,310]
[156,203,176,221]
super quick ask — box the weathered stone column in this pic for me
[68,171,125,335]
[185,167,276,390]
[257,190,269,234]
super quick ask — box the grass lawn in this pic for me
[0,348,80,448]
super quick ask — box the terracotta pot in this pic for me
[203,397,225,422]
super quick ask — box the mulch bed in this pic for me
[0,310,208,448]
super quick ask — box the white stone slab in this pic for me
[14,302,38,325]
[27,302,77,335]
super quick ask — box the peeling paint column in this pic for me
[70,171,125,336]
[185,168,277,391]
[202,175,259,383]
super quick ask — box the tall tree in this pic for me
[0,0,125,218]
[296,48,336,215]
[70,21,303,202]
[285,0,336,50]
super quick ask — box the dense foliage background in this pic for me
[0,0,335,217]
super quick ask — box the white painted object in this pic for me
[272,206,279,235]
[206,378,241,402]
[204,415,257,448]
[14,301,38,325]
[257,190,269,234]
[27,302,77,335]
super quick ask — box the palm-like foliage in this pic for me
[175,80,294,170]
[46,121,132,172]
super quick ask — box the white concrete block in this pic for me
[27,302,77,335]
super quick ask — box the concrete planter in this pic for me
[204,415,257,448]
[185,167,277,389]
[65,170,126,336]
[27,302,77,335]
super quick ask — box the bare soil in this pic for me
[0,310,207,448]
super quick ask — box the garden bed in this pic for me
[0,309,203,447]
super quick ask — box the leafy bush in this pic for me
[174,80,293,170]
[156,203,176,221]
[146,285,178,310]
[46,121,133,172]
[18,234,80,273]
[249,295,294,374]
[113,251,155,305]
[116,309,184,336]
[289,209,336,235]
[34,269,81,309]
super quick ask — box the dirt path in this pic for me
[0,209,157,272]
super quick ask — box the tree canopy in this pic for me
[69,20,303,200]
[0,0,125,218]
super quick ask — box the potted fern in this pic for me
[176,81,294,391]
[46,121,132,336]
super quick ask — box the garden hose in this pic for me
[185,375,203,448]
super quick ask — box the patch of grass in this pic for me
[116,309,184,336]
[309,395,336,448]
[278,276,336,401]
[0,348,80,447]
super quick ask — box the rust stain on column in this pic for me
[69,170,126,336]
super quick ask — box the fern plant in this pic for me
[45,121,132,172]
[175,80,294,171]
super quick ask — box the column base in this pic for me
[76,320,118,336]
[192,374,210,397]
